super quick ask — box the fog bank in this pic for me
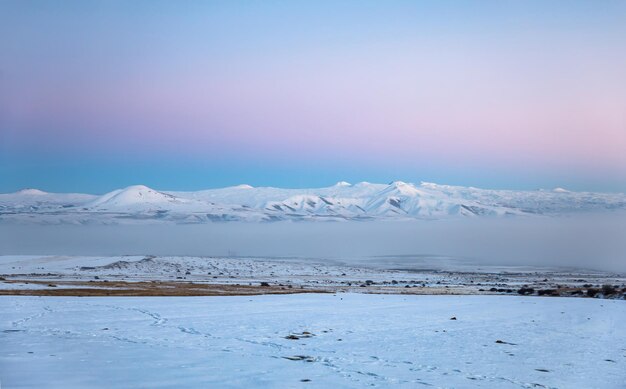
[1,215,625,272]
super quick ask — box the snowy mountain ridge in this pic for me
[1,181,625,224]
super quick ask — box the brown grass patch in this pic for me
[0,280,328,297]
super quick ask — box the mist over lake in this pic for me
[3,213,625,272]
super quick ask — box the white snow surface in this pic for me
[1,294,624,388]
[2,255,624,291]
[1,181,625,223]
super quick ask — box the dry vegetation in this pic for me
[0,280,328,297]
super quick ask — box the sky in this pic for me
[1,0,625,194]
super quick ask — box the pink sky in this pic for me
[1,1,625,191]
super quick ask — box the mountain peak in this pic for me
[334,181,352,187]
[384,181,423,196]
[88,184,180,210]
[15,188,48,195]
[123,185,153,192]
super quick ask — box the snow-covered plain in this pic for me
[1,294,624,388]
[2,255,625,297]
[1,181,625,223]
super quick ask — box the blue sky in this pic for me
[1,0,625,193]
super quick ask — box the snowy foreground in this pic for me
[1,294,625,389]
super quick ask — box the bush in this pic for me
[601,284,617,295]
[517,287,535,295]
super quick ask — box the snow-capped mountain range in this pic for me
[1,181,624,224]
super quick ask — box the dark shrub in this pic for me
[517,287,534,295]
[601,284,616,295]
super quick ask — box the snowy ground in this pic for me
[1,255,625,298]
[1,294,624,388]
[1,256,625,388]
